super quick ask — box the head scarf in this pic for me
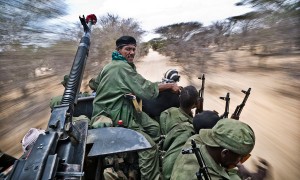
[111,50,136,70]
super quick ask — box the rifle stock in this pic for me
[231,88,251,120]
[8,15,97,180]
[195,74,205,114]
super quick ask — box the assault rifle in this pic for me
[195,74,205,114]
[231,88,251,120]
[219,92,230,119]
[7,14,97,180]
[182,139,211,180]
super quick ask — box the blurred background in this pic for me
[0,0,299,179]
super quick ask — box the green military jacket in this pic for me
[170,134,241,180]
[92,60,159,129]
[160,107,195,180]
[160,107,193,135]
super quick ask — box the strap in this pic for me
[124,93,142,112]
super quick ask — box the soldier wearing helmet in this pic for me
[162,69,181,83]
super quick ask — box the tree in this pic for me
[231,0,300,53]
[155,22,203,40]
[209,20,233,48]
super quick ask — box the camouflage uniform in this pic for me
[171,119,255,180]
[89,77,98,91]
[49,95,63,110]
[92,60,161,180]
[159,107,194,180]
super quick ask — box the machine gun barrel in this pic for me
[61,23,92,107]
[8,14,97,180]
[49,16,95,133]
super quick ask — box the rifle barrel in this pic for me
[196,74,205,114]
[231,88,251,120]
[220,92,230,119]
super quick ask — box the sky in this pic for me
[62,0,253,41]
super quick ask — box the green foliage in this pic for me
[147,38,163,50]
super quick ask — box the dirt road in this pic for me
[136,49,300,180]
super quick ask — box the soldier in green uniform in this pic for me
[92,36,181,180]
[160,95,221,180]
[170,118,255,180]
[88,77,98,96]
[159,85,198,180]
